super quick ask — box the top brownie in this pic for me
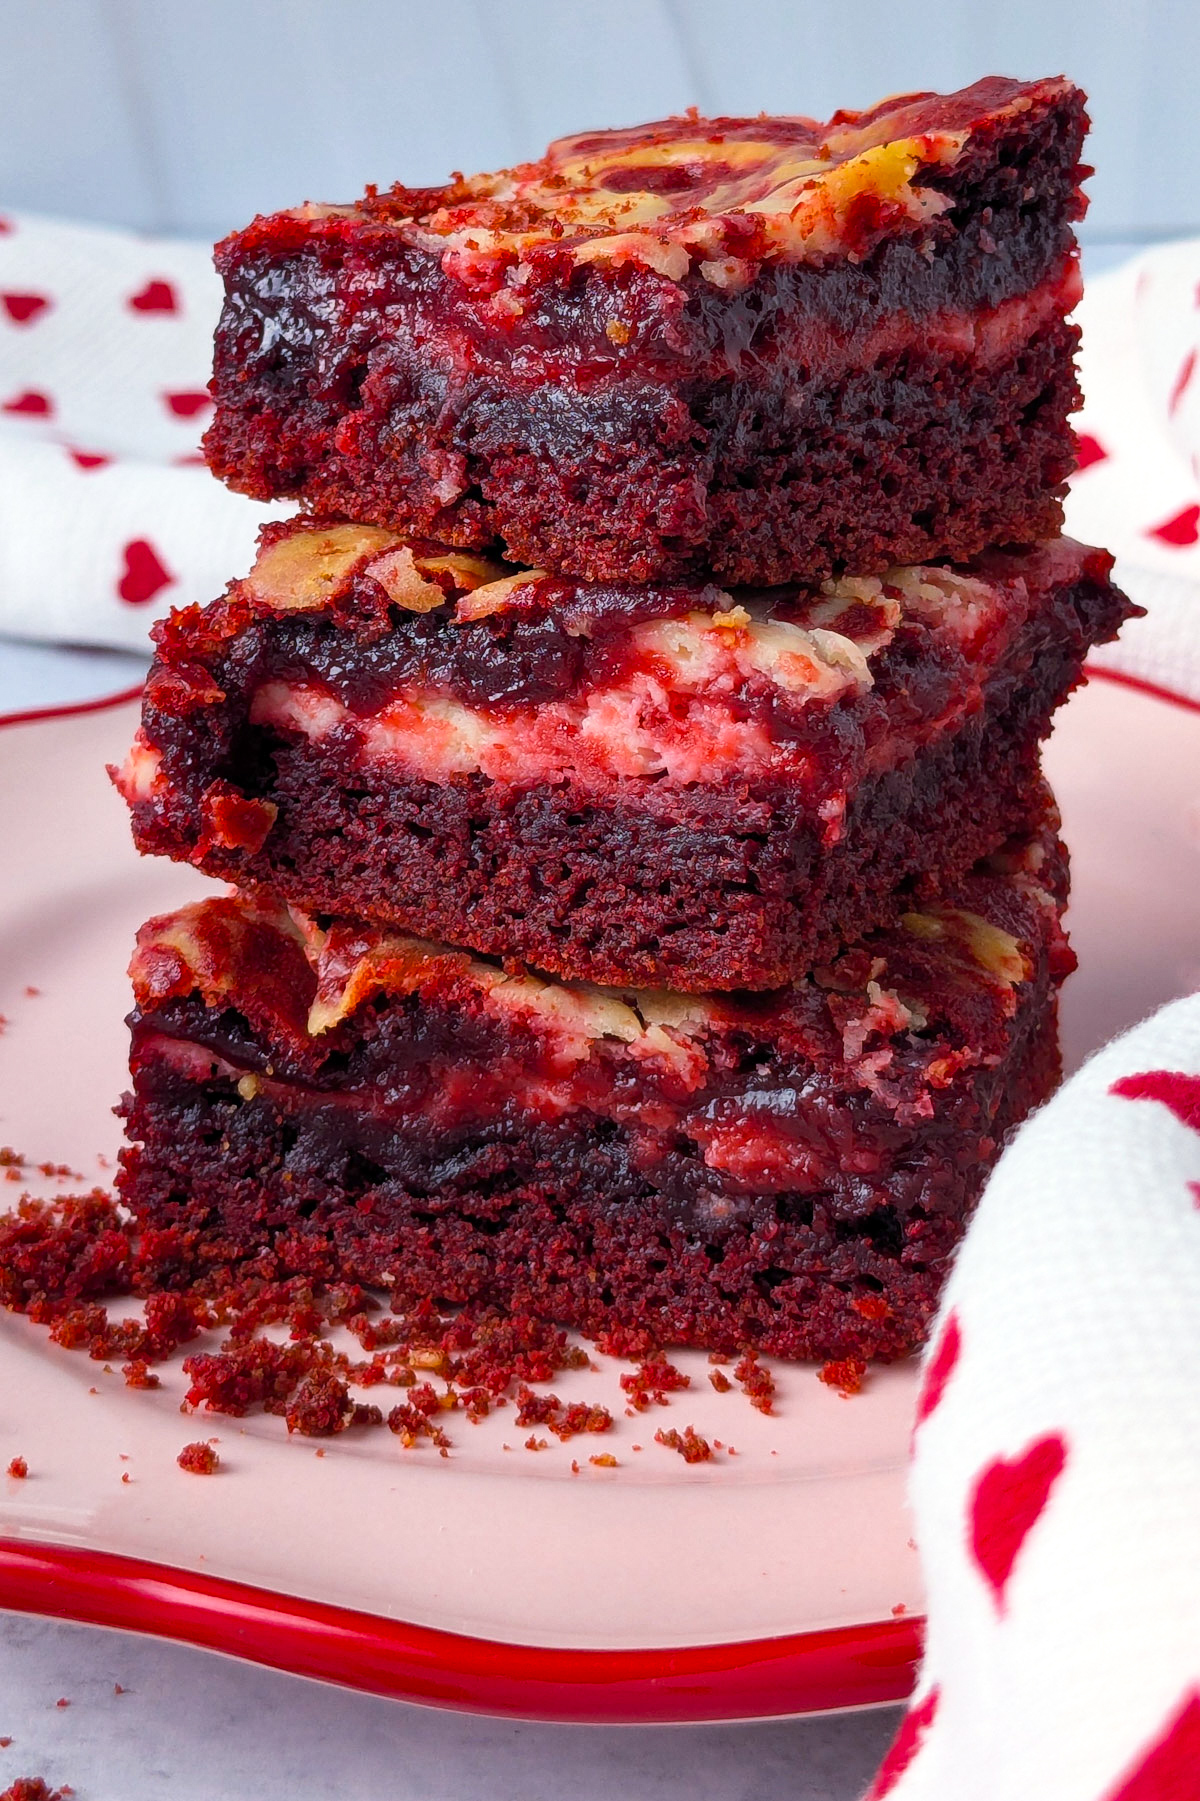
[205,76,1088,587]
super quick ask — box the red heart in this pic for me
[914,1311,960,1429]
[1074,432,1108,473]
[1148,503,1200,547]
[2,388,52,417]
[117,539,174,606]
[1169,348,1198,417]
[1,291,50,325]
[128,278,179,314]
[1105,1691,1200,1800]
[866,1686,940,1798]
[969,1432,1066,1608]
[163,390,212,419]
[1112,1068,1200,1135]
[66,448,111,472]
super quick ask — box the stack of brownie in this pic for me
[114,75,1134,1361]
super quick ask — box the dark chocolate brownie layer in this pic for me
[204,77,1088,585]
[118,807,1072,1362]
[117,526,1135,992]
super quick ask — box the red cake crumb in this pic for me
[285,1372,352,1436]
[514,1386,612,1440]
[121,1359,159,1389]
[1,1782,70,1801]
[819,1359,868,1396]
[387,1402,451,1452]
[654,1426,713,1464]
[620,1357,690,1411]
[589,1454,619,1469]
[524,1435,548,1451]
[734,1350,776,1414]
[708,1369,732,1393]
[6,1458,27,1479]
[177,1441,220,1474]
[0,1737,11,1747]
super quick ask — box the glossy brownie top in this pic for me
[231,76,1084,288]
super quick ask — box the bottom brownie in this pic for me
[118,799,1072,1362]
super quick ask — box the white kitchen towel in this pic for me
[1067,239,1200,704]
[865,238,1200,1801]
[0,209,283,652]
[2,206,1200,680]
[867,997,1200,1801]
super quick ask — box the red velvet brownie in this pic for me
[117,802,1072,1363]
[116,521,1133,992]
[204,76,1087,587]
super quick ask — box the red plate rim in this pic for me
[0,1539,921,1722]
[0,659,1187,1720]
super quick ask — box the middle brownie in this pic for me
[117,521,1134,992]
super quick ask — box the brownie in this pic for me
[204,76,1088,587]
[115,521,1134,992]
[117,800,1073,1363]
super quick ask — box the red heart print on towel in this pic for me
[1111,1069,1200,1134]
[117,539,174,606]
[969,1432,1066,1609]
[163,390,212,419]
[1169,349,1198,417]
[1104,1691,1200,1800]
[865,1687,940,1799]
[1,292,50,325]
[1147,504,1200,547]
[128,278,179,314]
[2,389,52,417]
[914,1311,960,1429]
[1074,433,1108,473]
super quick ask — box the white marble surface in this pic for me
[0,638,899,1799]
[0,1612,900,1801]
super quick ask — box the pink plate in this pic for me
[1,673,1198,1722]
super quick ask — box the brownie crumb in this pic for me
[620,1356,690,1411]
[654,1425,713,1463]
[734,1349,776,1414]
[6,1458,27,1480]
[513,1386,612,1440]
[818,1358,867,1396]
[177,1441,220,1474]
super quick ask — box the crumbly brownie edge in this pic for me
[115,996,1060,1365]
[124,571,1128,991]
[205,288,1078,586]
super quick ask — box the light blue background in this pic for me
[3,0,1198,243]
